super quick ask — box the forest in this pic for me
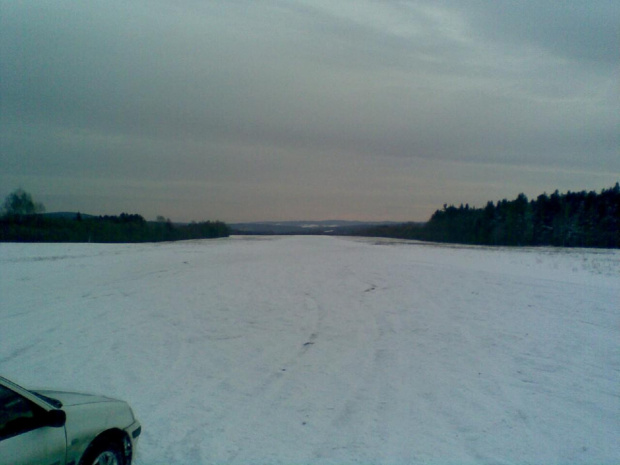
[2,186,618,247]
[0,189,230,243]
[0,213,230,243]
[359,184,620,248]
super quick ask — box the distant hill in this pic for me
[230,220,409,235]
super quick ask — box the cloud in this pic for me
[454,0,620,68]
[1,0,618,221]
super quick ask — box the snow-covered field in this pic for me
[1,236,619,464]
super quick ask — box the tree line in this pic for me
[359,184,619,248]
[1,189,230,243]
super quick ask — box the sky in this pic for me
[1,0,618,223]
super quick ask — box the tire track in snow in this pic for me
[210,256,399,463]
[201,288,330,463]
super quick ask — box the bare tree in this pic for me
[2,189,45,217]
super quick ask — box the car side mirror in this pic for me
[46,409,66,428]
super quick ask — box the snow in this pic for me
[1,236,619,464]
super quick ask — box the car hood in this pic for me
[32,389,119,407]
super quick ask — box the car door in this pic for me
[0,385,66,465]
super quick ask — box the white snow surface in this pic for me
[1,236,619,464]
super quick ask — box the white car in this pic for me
[0,375,141,465]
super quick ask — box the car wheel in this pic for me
[81,441,125,465]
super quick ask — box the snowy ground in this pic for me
[1,236,619,464]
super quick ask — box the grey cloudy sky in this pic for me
[1,0,618,222]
